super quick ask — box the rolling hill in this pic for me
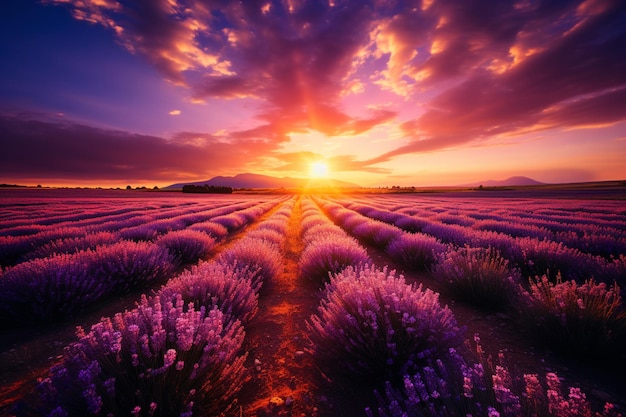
[460,176,545,187]
[165,173,360,190]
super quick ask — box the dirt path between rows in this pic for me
[238,195,330,417]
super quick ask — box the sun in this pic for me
[309,161,329,178]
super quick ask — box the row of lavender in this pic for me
[299,196,623,417]
[0,196,278,266]
[354,195,625,246]
[13,198,295,416]
[314,197,626,358]
[323,196,625,286]
[0,196,288,326]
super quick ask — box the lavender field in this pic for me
[0,189,625,417]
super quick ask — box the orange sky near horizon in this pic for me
[1,0,625,188]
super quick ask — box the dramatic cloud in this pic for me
[4,0,626,184]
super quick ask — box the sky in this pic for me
[1,0,625,188]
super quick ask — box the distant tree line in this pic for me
[182,184,233,194]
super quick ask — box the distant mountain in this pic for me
[165,173,360,190]
[461,176,545,187]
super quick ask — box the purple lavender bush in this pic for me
[385,233,447,271]
[89,241,174,290]
[211,213,247,232]
[351,220,403,249]
[299,236,371,284]
[302,223,346,245]
[245,228,286,250]
[188,221,229,240]
[604,255,626,291]
[432,246,522,312]
[308,266,463,388]
[255,218,288,236]
[217,238,283,288]
[159,261,260,325]
[511,237,596,282]
[26,231,119,260]
[0,241,173,324]
[27,294,247,417]
[366,360,622,417]
[156,229,216,266]
[518,275,626,359]
[0,226,85,266]
[393,216,429,233]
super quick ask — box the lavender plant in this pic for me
[385,233,447,271]
[217,238,283,288]
[244,228,285,250]
[156,229,216,266]
[28,294,247,417]
[0,241,174,324]
[188,221,229,240]
[367,363,622,417]
[518,275,626,358]
[299,236,371,284]
[351,220,404,249]
[512,237,596,282]
[159,261,260,325]
[432,246,522,312]
[26,231,119,260]
[308,266,464,388]
[367,336,622,417]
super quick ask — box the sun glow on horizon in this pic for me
[309,161,330,178]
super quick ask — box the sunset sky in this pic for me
[1,0,625,188]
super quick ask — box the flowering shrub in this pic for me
[351,220,404,249]
[299,236,371,284]
[217,238,283,288]
[512,237,596,282]
[301,214,330,234]
[117,224,160,241]
[366,360,622,417]
[0,241,174,324]
[26,231,119,260]
[518,275,626,358]
[0,226,86,266]
[156,229,216,266]
[159,261,260,325]
[604,255,626,290]
[188,221,229,240]
[472,219,553,241]
[365,333,623,417]
[210,213,247,231]
[244,228,285,250]
[385,233,447,271]
[255,218,288,236]
[30,294,247,417]
[432,246,522,311]
[119,218,186,241]
[393,216,429,233]
[302,223,346,245]
[308,266,463,387]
